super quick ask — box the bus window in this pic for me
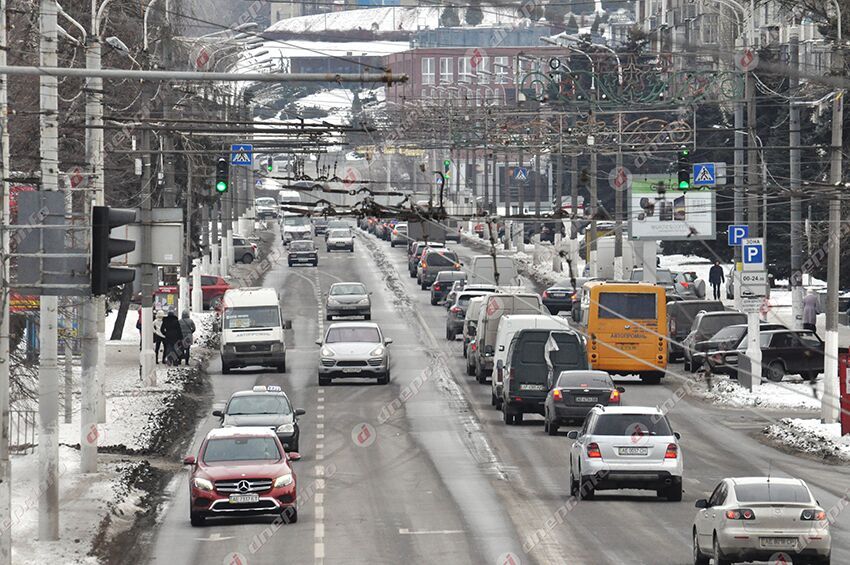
[597,293,657,320]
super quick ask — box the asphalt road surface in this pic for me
[144,228,850,565]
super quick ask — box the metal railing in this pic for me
[9,409,37,455]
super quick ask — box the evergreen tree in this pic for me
[565,14,579,34]
[440,6,460,27]
[465,2,484,25]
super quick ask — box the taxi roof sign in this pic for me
[251,385,282,393]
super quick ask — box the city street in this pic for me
[143,231,850,565]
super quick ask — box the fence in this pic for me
[9,409,37,455]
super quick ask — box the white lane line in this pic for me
[315,522,324,539]
[317,413,324,419]
[316,433,324,440]
[315,493,324,504]
[316,404,325,411]
[317,423,324,430]
[315,506,325,520]
[398,529,465,535]
[316,478,325,490]
[316,452,324,461]
[316,443,324,450]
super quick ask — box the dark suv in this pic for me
[666,300,726,362]
[430,271,467,305]
[682,310,746,371]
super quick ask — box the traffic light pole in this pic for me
[179,160,192,313]
[140,77,156,387]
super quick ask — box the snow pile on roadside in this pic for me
[764,418,850,462]
[695,375,822,411]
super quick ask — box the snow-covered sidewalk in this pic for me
[691,374,823,412]
[764,418,850,462]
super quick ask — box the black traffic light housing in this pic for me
[91,206,137,295]
[215,158,228,193]
[677,149,691,191]
[266,157,273,173]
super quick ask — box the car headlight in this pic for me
[276,423,295,434]
[192,477,213,491]
[327,297,339,305]
[321,347,335,357]
[358,298,370,305]
[369,346,384,356]
[273,474,294,488]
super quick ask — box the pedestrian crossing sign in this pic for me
[230,144,253,167]
[692,163,716,186]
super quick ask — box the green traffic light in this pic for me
[678,181,689,189]
[216,181,228,193]
[444,159,451,167]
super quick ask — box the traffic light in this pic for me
[443,159,451,173]
[677,149,691,191]
[215,158,228,193]
[91,206,136,295]
[266,157,273,173]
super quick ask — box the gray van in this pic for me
[499,329,588,424]
[471,293,545,384]
[666,300,726,361]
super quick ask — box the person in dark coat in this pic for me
[178,310,197,365]
[708,261,725,300]
[161,308,184,366]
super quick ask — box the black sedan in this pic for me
[543,370,623,435]
[541,285,575,314]
[287,240,318,267]
[707,329,824,382]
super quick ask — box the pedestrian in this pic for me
[161,308,184,366]
[136,306,142,350]
[708,261,725,300]
[153,310,166,363]
[178,309,196,365]
[803,289,820,333]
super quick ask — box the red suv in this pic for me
[183,427,300,526]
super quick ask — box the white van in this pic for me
[469,255,520,286]
[220,287,290,374]
[490,314,572,406]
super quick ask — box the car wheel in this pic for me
[514,412,523,425]
[578,475,595,500]
[466,359,475,376]
[190,512,206,527]
[713,535,731,565]
[490,390,497,406]
[277,359,286,373]
[242,253,254,264]
[364,313,371,321]
[289,438,299,453]
[446,327,454,341]
[281,507,298,524]
[765,360,786,382]
[569,467,579,497]
[462,344,467,358]
[377,372,390,385]
[664,482,683,502]
[693,531,710,565]
[494,395,503,411]
[318,375,331,386]
[326,314,333,321]
[547,415,559,436]
[222,363,231,375]
[430,296,438,306]
[502,405,514,425]
[288,261,293,267]
[800,371,818,381]
[475,364,486,384]
[421,282,427,290]
[683,358,692,372]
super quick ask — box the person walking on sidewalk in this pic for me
[161,308,184,366]
[803,290,820,333]
[153,310,166,363]
[709,261,725,300]
[178,310,196,365]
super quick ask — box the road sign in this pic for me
[728,225,749,246]
[742,297,763,313]
[692,163,716,186]
[230,144,253,167]
[513,167,528,181]
[742,237,765,271]
[740,271,767,297]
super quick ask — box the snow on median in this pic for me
[764,418,850,462]
[693,375,822,412]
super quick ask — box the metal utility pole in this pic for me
[244,102,256,238]
[180,160,193,312]
[589,147,598,277]
[210,200,220,276]
[221,163,232,277]
[0,0,12,555]
[744,60,762,389]
[533,152,541,217]
[789,31,803,329]
[733,39,745,311]
[569,152,579,268]
[39,0,60,539]
[140,77,156,386]
[502,151,511,250]
[614,114,624,280]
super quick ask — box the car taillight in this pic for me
[664,443,678,459]
[542,290,550,298]
[680,281,689,288]
[470,342,477,352]
[725,509,755,520]
[586,443,602,459]
[450,306,461,314]
[608,389,620,403]
[553,388,562,400]
[801,509,827,521]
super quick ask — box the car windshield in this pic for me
[709,326,747,343]
[282,215,310,226]
[329,229,350,238]
[734,483,811,503]
[597,292,657,320]
[698,314,747,337]
[227,395,292,416]
[328,221,349,229]
[255,198,276,207]
[520,333,583,366]
[290,241,314,252]
[224,306,279,329]
[331,284,366,296]
[203,437,281,463]
[426,251,458,266]
[325,326,380,343]
[557,372,613,388]
[592,414,673,436]
[631,270,674,285]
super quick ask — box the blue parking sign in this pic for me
[728,225,748,246]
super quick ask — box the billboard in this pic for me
[627,175,715,241]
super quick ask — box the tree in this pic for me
[441,6,461,27]
[544,1,569,25]
[565,14,579,34]
[590,13,601,34]
[465,2,484,25]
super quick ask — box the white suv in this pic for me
[568,405,683,501]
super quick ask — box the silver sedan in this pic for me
[325,282,371,320]
[316,322,392,385]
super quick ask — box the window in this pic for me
[421,57,435,85]
[290,241,314,252]
[796,332,823,349]
[495,56,509,83]
[227,395,292,416]
[458,57,471,81]
[330,283,367,296]
[591,413,673,436]
[440,57,453,84]
[425,251,459,267]
[203,437,281,463]
[557,372,613,389]
[769,332,796,348]
[597,292,657,320]
[708,482,727,507]
[477,56,490,84]
[224,306,280,330]
[201,276,217,286]
[325,327,381,344]
[734,483,811,503]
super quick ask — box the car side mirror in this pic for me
[674,432,681,440]
[566,431,578,440]
[315,339,323,345]
[182,455,196,466]
[212,410,223,418]
[496,359,504,370]
[384,337,393,345]
[616,386,625,393]
[295,408,306,416]
[695,499,709,509]
[498,345,505,352]
[485,345,494,355]
[283,320,293,330]
[369,292,373,295]
[288,452,301,462]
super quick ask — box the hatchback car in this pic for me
[418,248,461,289]
[542,284,575,314]
[430,271,467,305]
[316,322,392,385]
[390,223,408,247]
[183,427,300,527]
[326,282,371,320]
[287,239,318,267]
[630,268,700,300]
[681,310,746,371]
[228,235,257,264]
[693,477,831,565]
[568,406,683,501]
[446,291,491,340]
[543,370,623,434]
[666,300,726,362]
[212,385,305,452]
[408,242,445,278]
[326,228,354,252]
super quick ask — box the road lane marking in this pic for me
[315,493,324,504]
[316,433,324,440]
[315,522,324,538]
[194,533,234,541]
[398,528,465,535]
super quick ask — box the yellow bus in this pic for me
[577,281,668,383]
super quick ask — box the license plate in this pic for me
[229,493,259,504]
[342,367,361,373]
[574,396,598,403]
[761,538,797,548]
[519,383,546,391]
[550,292,566,298]
[618,447,648,456]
